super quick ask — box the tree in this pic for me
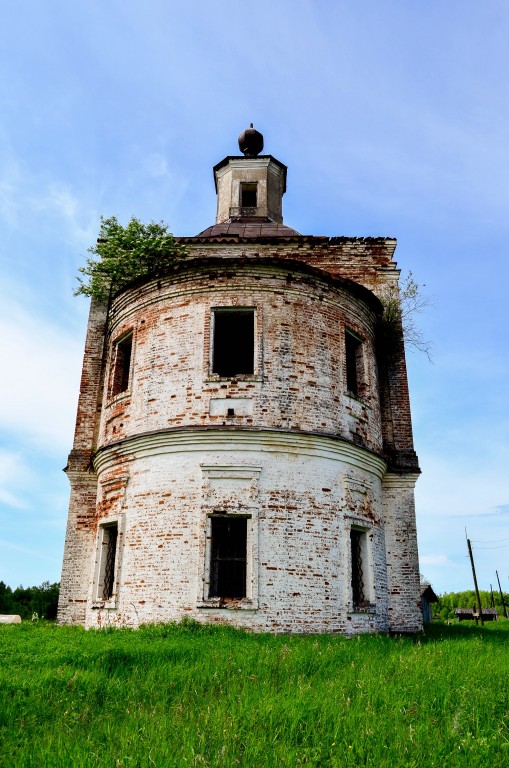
[0,581,13,613]
[379,272,432,360]
[0,582,60,620]
[75,216,187,301]
[431,590,509,622]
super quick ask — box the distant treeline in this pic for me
[434,589,509,621]
[0,581,59,620]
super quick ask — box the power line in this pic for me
[470,537,509,544]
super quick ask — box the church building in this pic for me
[58,126,422,634]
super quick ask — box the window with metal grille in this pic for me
[101,524,118,600]
[350,528,366,608]
[111,332,133,396]
[209,516,247,599]
[212,309,255,377]
[345,329,363,396]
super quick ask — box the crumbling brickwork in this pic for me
[58,139,422,634]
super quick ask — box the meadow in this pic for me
[0,620,508,767]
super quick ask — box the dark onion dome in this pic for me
[238,124,264,157]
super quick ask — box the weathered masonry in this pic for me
[58,126,422,634]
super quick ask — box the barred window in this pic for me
[350,528,365,607]
[97,523,119,601]
[209,515,248,599]
[350,527,373,609]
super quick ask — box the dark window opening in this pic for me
[102,525,118,600]
[345,330,362,396]
[212,310,254,377]
[350,528,366,608]
[241,183,257,208]
[111,333,133,396]
[209,516,247,599]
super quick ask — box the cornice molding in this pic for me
[93,427,387,478]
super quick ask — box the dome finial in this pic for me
[238,124,264,157]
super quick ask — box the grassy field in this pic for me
[0,621,508,767]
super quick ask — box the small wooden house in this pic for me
[454,607,498,622]
[420,584,438,623]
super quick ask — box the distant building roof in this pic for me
[455,607,498,616]
[420,585,438,603]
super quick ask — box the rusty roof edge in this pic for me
[177,235,327,245]
[213,154,288,173]
[177,235,397,249]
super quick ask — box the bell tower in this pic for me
[213,124,287,224]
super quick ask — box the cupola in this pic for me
[213,125,287,225]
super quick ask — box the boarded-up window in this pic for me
[209,516,247,599]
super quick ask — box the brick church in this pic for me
[58,126,422,633]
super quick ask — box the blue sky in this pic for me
[1,1,508,596]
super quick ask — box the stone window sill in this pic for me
[205,376,262,384]
[348,605,376,615]
[91,600,117,610]
[345,392,369,409]
[106,392,131,408]
[197,598,258,611]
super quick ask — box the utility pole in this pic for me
[466,537,484,626]
[496,570,508,619]
[490,585,495,608]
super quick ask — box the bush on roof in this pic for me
[75,216,187,301]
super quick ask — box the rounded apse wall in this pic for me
[98,260,383,456]
[88,430,389,633]
[85,260,390,633]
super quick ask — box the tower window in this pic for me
[212,309,255,377]
[241,183,257,208]
[345,329,363,396]
[111,332,133,396]
[98,523,119,601]
[209,516,248,599]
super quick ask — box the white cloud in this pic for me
[33,182,98,248]
[143,153,169,178]
[0,538,60,563]
[0,449,34,509]
[420,554,452,567]
[0,145,97,249]
[415,450,509,593]
[0,157,23,227]
[0,291,83,454]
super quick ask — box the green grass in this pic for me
[1,621,508,767]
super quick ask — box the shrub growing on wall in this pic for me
[75,216,187,301]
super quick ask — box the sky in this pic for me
[1,1,508,597]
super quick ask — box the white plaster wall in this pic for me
[85,431,389,634]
